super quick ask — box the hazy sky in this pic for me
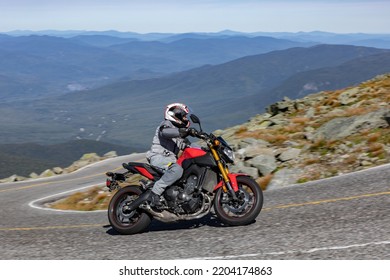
[1,0,389,34]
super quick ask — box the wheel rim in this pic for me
[220,183,256,218]
[115,193,140,225]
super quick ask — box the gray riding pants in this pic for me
[149,154,183,195]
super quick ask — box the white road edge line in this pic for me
[27,154,146,213]
[28,184,106,213]
[186,240,390,260]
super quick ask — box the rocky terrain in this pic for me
[215,73,390,189]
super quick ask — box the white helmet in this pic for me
[165,103,190,128]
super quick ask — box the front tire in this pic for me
[108,186,152,235]
[214,176,263,226]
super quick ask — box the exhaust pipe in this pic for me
[127,189,151,212]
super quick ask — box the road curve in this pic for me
[0,154,389,260]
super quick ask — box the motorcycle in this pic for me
[106,114,263,235]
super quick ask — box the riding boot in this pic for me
[149,192,163,207]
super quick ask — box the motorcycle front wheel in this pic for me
[108,186,152,235]
[214,176,263,226]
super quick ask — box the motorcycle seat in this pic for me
[123,162,164,178]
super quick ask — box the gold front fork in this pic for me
[210,146,230,193]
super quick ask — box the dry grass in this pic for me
[50,186,112,211]
[238,129,289,145]
[302,157,321,166]
[235,126,248,135]
[291,117,310,124]
[342,107,370,117]
[48,174,144,211]
[283,124,304,134]
[367,143,387,158]
[342,154,358,165]
[257,174,273,190]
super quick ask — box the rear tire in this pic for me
[108,186,152,235]
[214,176,263,226]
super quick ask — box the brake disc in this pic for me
[223,188,250,214]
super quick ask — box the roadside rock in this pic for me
[238,146,274,160]
[0,174,27,183]
[267,168,304,190]
[245,154,277,176]
[230,162,260,179]
[338,88,360,105]
[314,108,390,140]
[40,169,55,178]
[52,167,64,174]
[103,151,118,158]
[267,97,297,116]
[238,138,270,149]
[80,153,101,162]
[278,148,301,162]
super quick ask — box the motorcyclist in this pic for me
[146,103,196,207]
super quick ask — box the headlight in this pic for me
[222,147,235,163]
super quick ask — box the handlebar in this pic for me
[191,128,213,142]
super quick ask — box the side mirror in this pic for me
[190,114,200,124]
[190,114,203,132]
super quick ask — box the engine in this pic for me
[163,175,201,214]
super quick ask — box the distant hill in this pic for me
[1,44,389,149]
[251,31,390,49]
[0,34,311,102]
[267,52,390,100]
[0,35,171,102]
[69,35,138,47]
[108,36,313,68]
[0,140,134,178]
[4,30,390,48]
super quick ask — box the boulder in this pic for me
[266,97,297,116]
[230,162,259,179]
[314,108,390,140]
[40,169,55,177]
[266,168,304,190]
[305,107,316,119]
[80,153,100,162]
[238,138,270,149]
[52,167,64,174]
[103,151,117,158]
[240,146,274,160]
[247,120,274,131]
[29,172,39,179]
[245,154,277,176]
[338,87,360,105]
[0,174,26,183]
[278,148,301,162]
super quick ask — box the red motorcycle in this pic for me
[106,115,263,234]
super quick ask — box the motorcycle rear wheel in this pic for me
[214,176,263,226]
[108,186,152,235]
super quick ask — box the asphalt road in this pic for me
[0,154,389,260]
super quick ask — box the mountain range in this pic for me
[2,30,390,103]
[1,30,390,178]
[1,44,389,149]
[0,33,312,102]
[4,30,390,46]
